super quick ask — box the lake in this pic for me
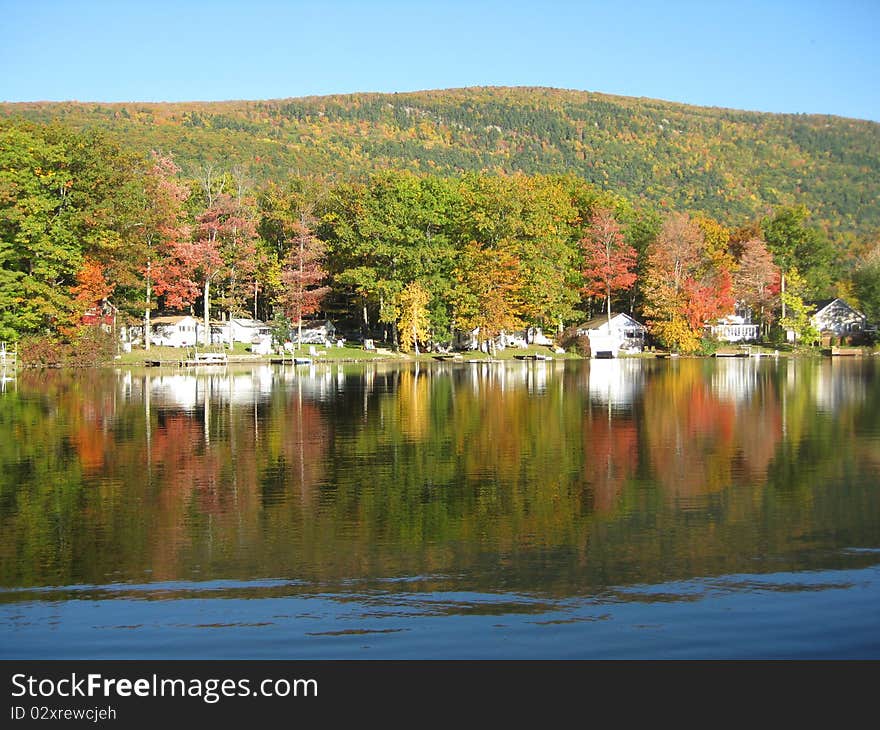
[1,357,879,659]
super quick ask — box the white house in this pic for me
[708,314,760,343]
[194,320,231,346]
[149,315,199,347]
[808,298,866,339]
[229,318,271,344]
[294,319,337,345]
[576,313,647,358]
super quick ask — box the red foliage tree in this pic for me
[142,152,190,349]
[580,208,638,325]
[279,213,331,345]
[155,194,260,346]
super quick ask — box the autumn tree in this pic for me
[70,260,114,312]
[141,152,190,350]
[580,207,638,328]
[397,282,431,354]
[217,197,261,326]
[733,237,779,334]
[280,213,331,347]
[642,213,733,353]
[779,268,819,346]
[155,196,249,346]
[453,242,523,354]
[259,180,332,346]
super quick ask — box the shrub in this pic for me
[19,326,116,367]
[698,336,720,356]
[558,325,591,356]
[19,336,67,367]
[67,326,117,366]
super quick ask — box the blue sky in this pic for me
[2,0,878,121]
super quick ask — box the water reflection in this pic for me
[0,358,878,602]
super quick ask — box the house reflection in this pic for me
[587,359,645,408]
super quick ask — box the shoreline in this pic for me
[9,345,873,370]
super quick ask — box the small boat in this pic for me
[432,353,462,361]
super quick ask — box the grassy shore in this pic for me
[113,342,585,365]
[18,340,877,369]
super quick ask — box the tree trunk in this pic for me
[144,260,152,352]
[781,272,787,320]
[606,282,612,331]
[203,278,211,347]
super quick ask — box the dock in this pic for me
[0,341,16,369]
[145,349,228,367]
[822,347,863,357]
[270,355,313,365]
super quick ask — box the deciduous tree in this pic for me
[779,268,819,345]
[280,213,331,346]
[642,213,733,353]
[580,207,638,328]
[453,242,523,353]
[851,244,880,324]
[397,282,431,354]
[733,237,779,333]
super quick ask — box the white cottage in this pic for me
[229,318,271,344]
[149,315,199,347]
[294,319,337,345]
[807,298,866,339]
[577,313,647,358]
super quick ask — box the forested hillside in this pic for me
[3,87,879,359]
[3,86,879,236]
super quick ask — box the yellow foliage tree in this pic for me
[397,281,431,354]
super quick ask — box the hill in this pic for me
[3,86,879,235]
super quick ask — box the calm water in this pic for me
[1,357,879,659]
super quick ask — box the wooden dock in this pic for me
[270,355,313,365]
[0,341,16,368]
[145,349,228,367]
[822,347,863,357]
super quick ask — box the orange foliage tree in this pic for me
[642,213,733,352]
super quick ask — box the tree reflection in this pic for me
[0,360,878,595]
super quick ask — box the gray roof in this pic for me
[231,318,268,328]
